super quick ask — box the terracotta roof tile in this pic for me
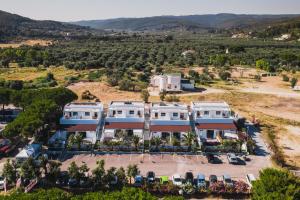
[104,122,144,129]
[150,125,191,132]
[62,124,98,132]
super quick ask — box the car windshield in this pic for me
[225,178,232,183]
[148,172,154,177]
[174,178,181,182]
[198,178,205,182]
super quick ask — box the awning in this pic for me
[104,122,144,130]
[150,125,191,132]
[224,132,239,139]
[196,123,237,130]
[62,124,98,132]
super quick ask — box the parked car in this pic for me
[237,157,246,165]
[227,153,239,164]
[109,176,118,185]
[206,154,222,164]
[0,139,15,156]
[160,176,169,184]
[209,175,218,185]
[185,172,194,184]
[80,177,92,188]
[0,176,4,190]
[172,174,182,186]
[196,174,206,188]
[222,174,234,187]
[134,175,143,187]
[246,174,256,188]
[68,178,78,188]
[146,171,155,183]
[56,171,69,186]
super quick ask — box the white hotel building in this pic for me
[101,101,145,141]
[149,102,191,144]
[191,102,237,144]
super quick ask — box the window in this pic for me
[216,111,221,115]
[173,113,178,117]
[73,112,78,116]
[117,110,122,114]
[137,111,141,117]
[180,113,185,119]
[204,111,209,115]
[197,111,200,117]
[112,110,116,116]
[155,113,158,118]
[161,113,166,117]
[85,112,90,116]
[129,110,134,115]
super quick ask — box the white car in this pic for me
[246,174,256,188]
[172,174,182,186]
[0,176,4,190]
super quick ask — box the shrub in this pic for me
[282,74,290,82]
[165,95,180,102]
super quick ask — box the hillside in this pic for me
[72,14,300,32]
[0,10,96,42]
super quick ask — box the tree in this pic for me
[116,167,127,187]
[159,90,167,101]
[104,167,117,187]
[47,161,61,183]
[2,159,17,184]
[68,161,80,180]
[0,89,11,120]
[68,133,84,150]
[290,77,298,88]
[132,135,140,151]
[183,132,196,151]
[126,164,139,184]
[39,155,49,176]
[20,157,40,180]
[252,168,300,200]
[151,137,162,151]
[141,89,150,103]
[92,160,106,187]
[256,59,273,72]
[218,70,231,81]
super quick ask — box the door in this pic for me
[206,130,215,139]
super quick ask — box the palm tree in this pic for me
[151,137,162,151]
[47,161,61,182]
[92,160,106,188]
[183,132,196,151]
[126,164,139,185]
[39,155,48,176]
[132,135,140,151]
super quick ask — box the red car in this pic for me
[0,139,15,156]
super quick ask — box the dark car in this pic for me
[237,157,246,165]
[146,171,155,183]
[68,178,78,188]
[80,177,92,188]
[206,154,222,164]
[185,172,194,184]
[134,175,143,187]
[56,171,69,186]
[209,175,218,185]
[0,139,15,156]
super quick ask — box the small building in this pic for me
[57,102,104,145]
[150,74,195,92]
[191,102,237,145]
[102,101,145,141]
[149,102,191,144]
[15,143,42,163]
[150,74,181,92]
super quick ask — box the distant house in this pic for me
[293,85,300,91]
[55,102,104,145]
[150,74,194,92]
[102,101,145,142]
[274,34,291,41]
[149,102,191,144]
[191,102,237,145]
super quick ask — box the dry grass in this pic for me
[0,66,85,85]
[0,39,52,48]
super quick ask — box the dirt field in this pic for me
[0,39,52,48]
[60,154,271,181]
[68,82,144,105]
[278,126,300,167]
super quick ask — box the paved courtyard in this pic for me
[60,153,271,181]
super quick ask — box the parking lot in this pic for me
[60,153,271,181]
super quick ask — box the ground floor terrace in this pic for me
[101,121,145,142]
[150,124,192,145]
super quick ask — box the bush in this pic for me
[218,71,231,81]
[165,95,180,102]
[282,74,290,82]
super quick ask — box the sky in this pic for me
[1,0,300,22]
